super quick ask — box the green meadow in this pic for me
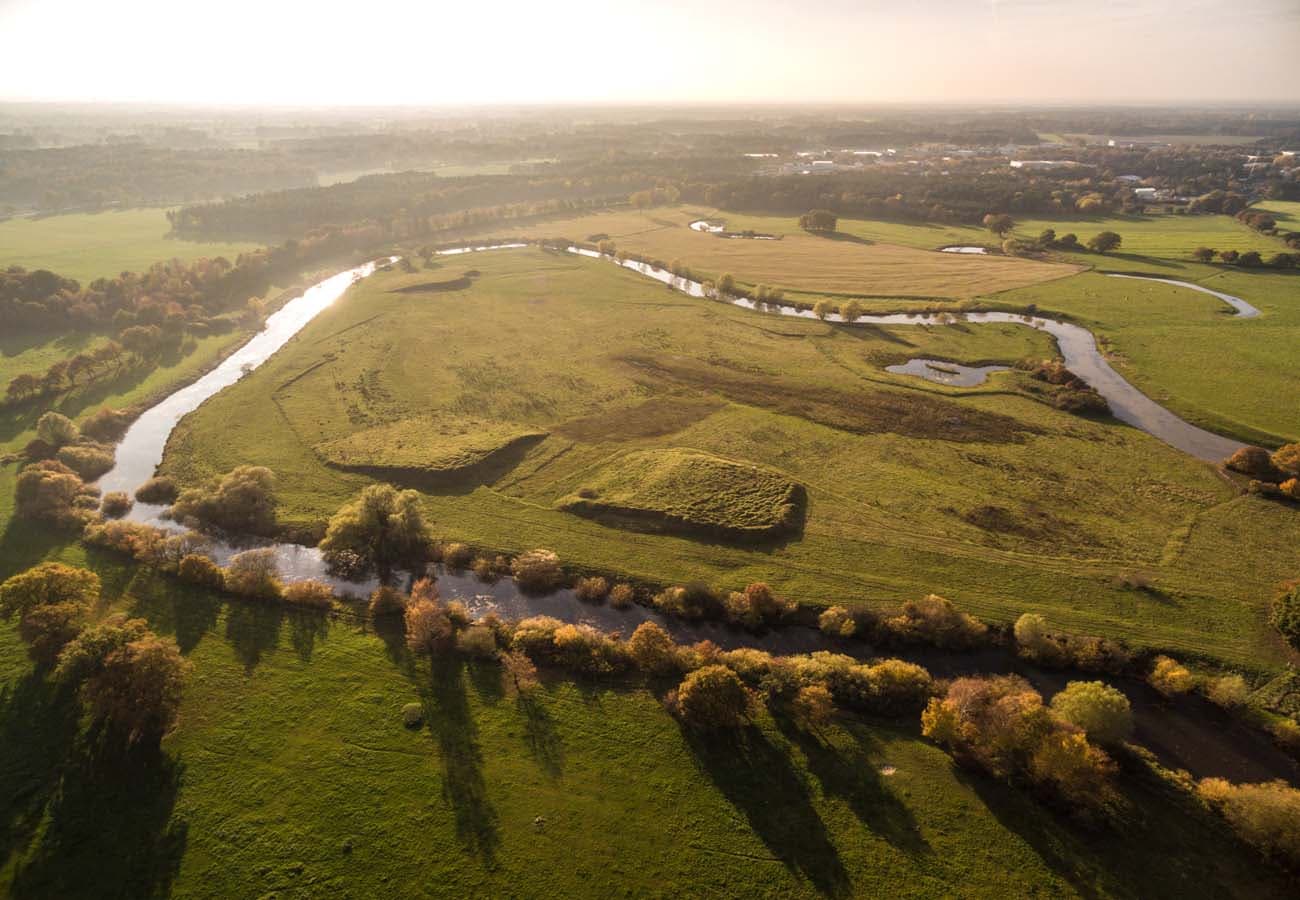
[2,567,1289,898]
[157,249,1299,669]
[0,209,260,283]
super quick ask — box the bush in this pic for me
[1272,443,1300,478]
[883,594,989,649]
[511,549,563,593]
[82,634,190,747]
[80,407,133,443]
[627,622,679,674]
[1050,681,1133,745]
[1029,731,1118,810]
[1271,583,1300,649]
[1014,612,1065,665]
[552,623,626,675]
[134,476,179,504]
[402,703,424,728]
[791,684,835,731]
[439,542,473,569]
[1149,655,1195,696]
[283,580,335,609]
[1197,778,1300,867]
[1206,674,1250,708]
[608,583,635,609]
[55,442,115,481]
[176,553,224,590]
[36,411,80,447]
[223,548,282,600]
[171,465,278,534]
[457,625,499,659]
[405,599,453,654]
[510,616,564,658]
[368,585,408,617]
[15,459,91,526]
[1226,446,1282,481]
[818,605,856,638]
[860,659,935,715]
[573,576,609,602]
[675,665,751,729]
[100,491,132,518]
[724,582,796,629]
[653,584,715,619]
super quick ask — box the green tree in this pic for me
[1087,231,1122,254]
[812,299,834,321]
[1050,681,1133,745]
[320,483,432,574]
[1192,247,1216,263]
[798,209,837,233]
[982,213,1015,237]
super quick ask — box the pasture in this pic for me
[1,570,1288,898]
[157,248,1300,668]
[490,207,1082,298]
[0,208,260,282]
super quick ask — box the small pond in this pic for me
[886,358,1011,386]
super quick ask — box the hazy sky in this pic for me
[1,0,1297,106]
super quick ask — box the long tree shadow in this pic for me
[0,674,81,874]
[423,656,500,865]
[222,598,285,674]
[287,608,330,663]
[0,519,70,582]
[682,724,850,897]
[953,757,1293,899]
[516,692,563,779]
[776,717,929,858]
[8,735,187,899]
[124,570,222,655]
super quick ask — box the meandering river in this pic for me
[86,243,1296,784]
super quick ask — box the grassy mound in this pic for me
[559,448,805,541]
[315,417,546,481]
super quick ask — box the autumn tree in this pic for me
[0,562,100,665]
[675,665,750,729]
[83,634,191,747]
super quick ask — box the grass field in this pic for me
[0,209,260,282]
[2,566,1291,898]
[487,207,1082,298]
[157,248,1300,669]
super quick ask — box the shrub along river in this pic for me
[91,243,1294,785]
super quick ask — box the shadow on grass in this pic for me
[953,755,1292,900]
[776,717,929,858]
[8,733,187,899]
[0,674,80,874]
[424,656,500,865]
[810,231,875,245]
[682,724,850,897]
[222,598,285,674]
[122,568,222,655]
[287,609,330,663]
[517,692,563,779]
[0,520,70,582]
